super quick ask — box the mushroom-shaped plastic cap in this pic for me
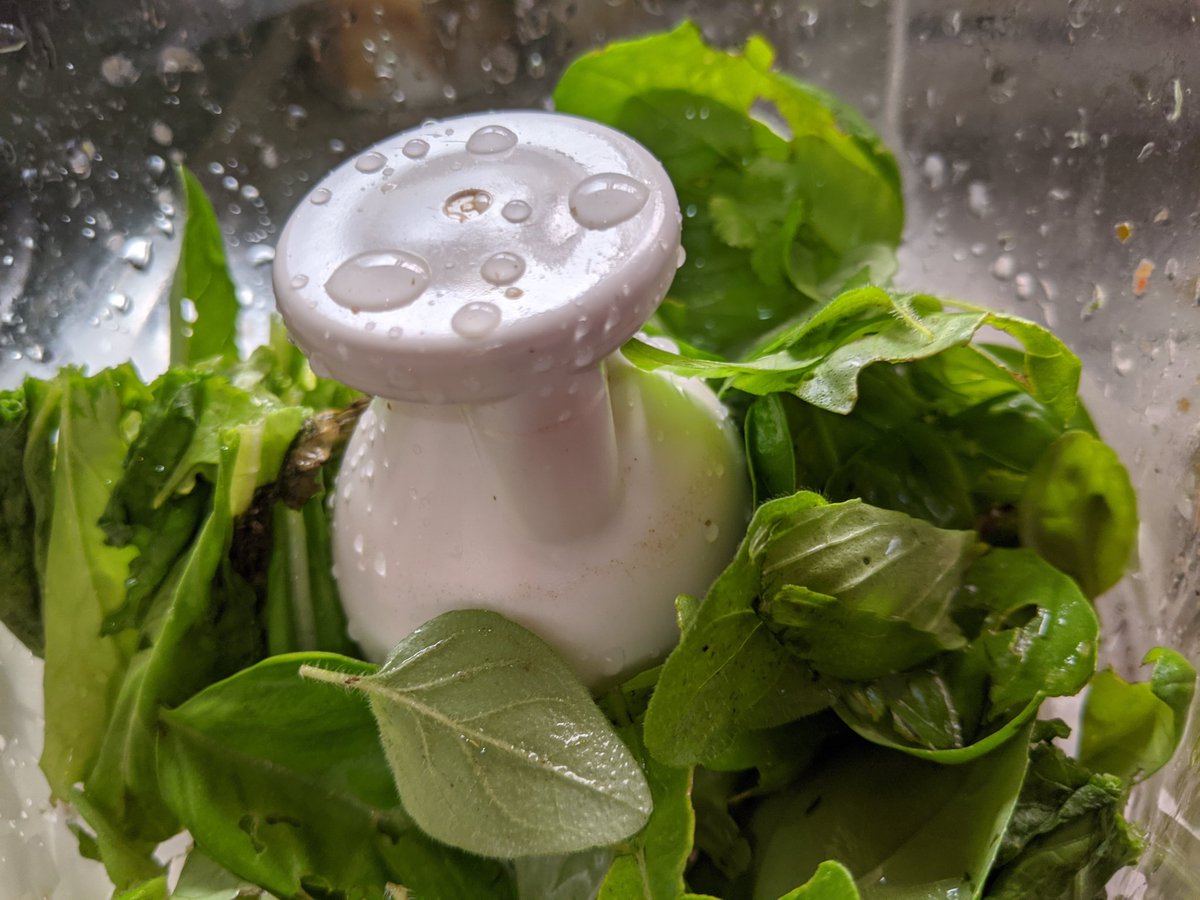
[273,112,682,402]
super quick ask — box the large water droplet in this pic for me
[451,302,502,339]
[480,251,525,286]
[402,139,430,160]
[325,250,431,312]
[501,199,532,223]
[0,23,27,54]
[309,187,332,205]
[120,237,153,270]
[355,151,387,173]
[466,125,518,154]
[246,245,275,267]
[569,173,649,230]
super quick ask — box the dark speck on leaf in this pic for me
[805,795,822,815]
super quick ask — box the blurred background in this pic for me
[0,1,1196,896]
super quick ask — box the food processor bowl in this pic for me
[0,1,1196,896]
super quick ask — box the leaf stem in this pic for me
[298,664,363,689]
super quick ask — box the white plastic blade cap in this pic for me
[273,111,682,403]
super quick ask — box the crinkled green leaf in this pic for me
[306,610,651,858]
[0,386,45,653]
[984,722,1142,899]
[1018,430,1137,598]
[160,653,511,899]
[1080,647,1196,783]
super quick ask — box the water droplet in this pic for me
[480,251,525,286]
[967,181,991,218]
[290,274,309,289]
[120,237,153,270]
[676,246,687,269]
[0,23,27,54]
[106,292,131,314]
[246,245,275,267]
[922,153,947,190]
[374,552,387,577]
[388,326,403,339]
[501,199,532,223]
[325,250,431,312]
[990,254,1016,281]
[451,302,502,339]
[151,121,173,146]
[505,287,523,299]
[1137,142,1156,162]
[100,54,139,87]
[402,139,430,160]
[355,151,387,173]
[443,189,492,222]
[704,522,720,543]
[569,173,649,230]
[309,187,332,205]
[353,533,365,555]
[1014,272,1037,300]
[66,140,95,178]
[466,124,518,154]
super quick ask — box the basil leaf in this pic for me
[778,861,861,899]
[170,167,239,367]
[752,720,1034,899]
[643,493,831,766]
[159,652,512,899]
[985,722,1142,899]
[961,549,1099,715]
[596,682,693,900]
[745,393,797,505]
[554,23,901,354]
[305,610,652,858]
[1079,647,1196,783]
[1018,431,1138,598]
[38,368,144,802]
[836,549,1098,762]
[758,500,980,667]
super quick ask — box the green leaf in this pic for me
[554,23,901,354]
[304,610,652,858]
[39,368,143,800]
[114,876,169,900]
[757,499,980,671]
[751,720,1034,899]
[596,682,693,900]
[170,167,239,366]
[960,549,1099,715]
[1018,431,1137,597]
[1079,647,1196,783]
[159,653,512,899]
[265,490,359,656]
[778,861,861,899]
[0,385,45,653]
[984,722,1142,899]
[171,851,262,899]
[745,393,797,505]
[643,493,831,766]
[836,549,1098,761]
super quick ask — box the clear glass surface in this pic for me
[0,1,1196,896]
